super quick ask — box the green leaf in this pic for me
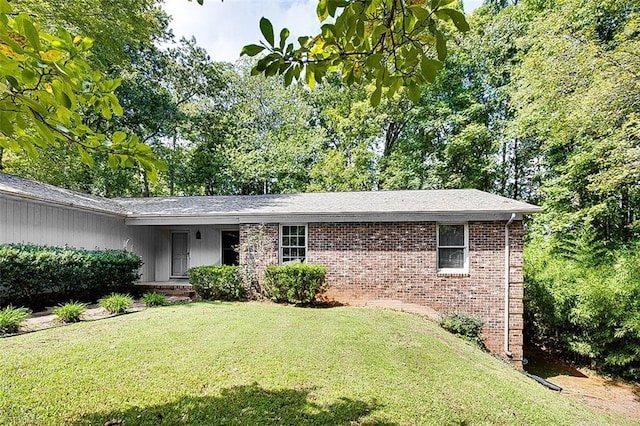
[22,17,41,52]
[5,75,20,90]
[0,0,12,14]
[317,0,329,22]
[241,44,265,57]
[112,131,127,144]
[259,17,275,47]
[0,110,15,136]
[365,53,383,68]
[409,5,430,20]
[107,154,119,170]
[370,85,382,107]
[77,146,94,167]
[436,30,447,61]
[421,57,443,83]
[438,8,470,32]
[279,28,290,50]
[407,81,421,103]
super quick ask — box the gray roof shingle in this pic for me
[115,189,541,216]
[0,172,124,215]
[0,172,541,221]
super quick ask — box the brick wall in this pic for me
[239,220,524,361]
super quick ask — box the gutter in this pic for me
[504,212,516,357]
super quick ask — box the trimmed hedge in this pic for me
[188,265,244,301]
[0,244,142,310]
[264,263,328,304]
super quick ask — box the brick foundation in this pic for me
[239,221,524,362]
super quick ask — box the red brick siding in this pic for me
[239,221,524,361]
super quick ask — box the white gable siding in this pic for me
[0,196,156,282]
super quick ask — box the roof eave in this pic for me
[124,210,539,226]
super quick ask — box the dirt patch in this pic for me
[525,347,640,421]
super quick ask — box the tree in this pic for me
[239,0,469,106]
[11,0,170,70]
[0,1,164,179]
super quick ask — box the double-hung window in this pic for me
[437,223,468,273]
[280,225,307,263]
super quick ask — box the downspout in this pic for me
[504,213,516,357]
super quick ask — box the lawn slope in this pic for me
[0,303,629,425]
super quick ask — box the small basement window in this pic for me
[437,223,468,273]
[280,225,307,263]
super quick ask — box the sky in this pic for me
[163,0,484,63]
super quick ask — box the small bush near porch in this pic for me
[189,265,244,301]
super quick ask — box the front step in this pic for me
[136,283,195,298]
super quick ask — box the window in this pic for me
[280,225,307,263]
[437,223,468,272]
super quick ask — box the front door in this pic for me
[171,232,189,277]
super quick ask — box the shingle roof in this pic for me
[115,189,541,217]
[0,172,124,215]
[0,172,541,221]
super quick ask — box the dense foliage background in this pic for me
[1,0,638,378]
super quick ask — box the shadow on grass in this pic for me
[72,383,394,426]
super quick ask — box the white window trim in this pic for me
[279,224,308,264]
[436,222,469,274]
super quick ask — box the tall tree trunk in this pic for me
[142,167,150,197]
[0,147,3,171]
[169,131,177,196]
[512,138,520,199]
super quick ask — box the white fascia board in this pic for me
[124,211,526,226]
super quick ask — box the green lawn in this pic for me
[0,303,629,425]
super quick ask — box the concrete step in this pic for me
[136,283,195,298]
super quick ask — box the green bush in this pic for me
[439,312,485,349]
[52,301,87,323]
[189,265,244,301]
[525,237,640,380]
[264,263,328,304]
[99,293,134,314]
[142,292,167,307]
[0,244,142,310]
[0,305,31,334]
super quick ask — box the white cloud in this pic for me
[163,0,321,63]
[163,0,485,63]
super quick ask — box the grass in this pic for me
[0,302,631,425]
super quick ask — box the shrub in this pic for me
[439,312,485,349]
[264,263,328,304]
[52,301,87,323]
[142,292,167,307]
[189,265,244,301]
[99,293,134,314]
[524,238,640,380]
[0,305,31,334]
[0,244,142,310]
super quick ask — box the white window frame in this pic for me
[279,224,308,264]
[436,223,469,273]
